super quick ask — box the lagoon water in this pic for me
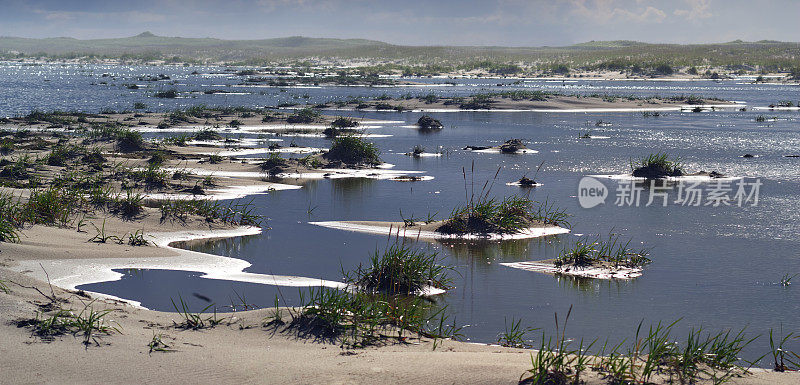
[3,63,799,360]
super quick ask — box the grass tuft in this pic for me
[324,135,380,166]
[344,244,450,295]
[631,153,684,179]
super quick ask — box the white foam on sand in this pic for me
[162,166,432,182]
[276,168,433,181]
[589,174,742,182]
[506,181,543,187]
[500,261,642,280]
[142,183,301,201]
[186,138,282,147]
[201,147,324,156]
[472,148,539,154]
[309,221,570,240]
[404,152,443,158]
[9,227,346,308]
[753,106,800,111]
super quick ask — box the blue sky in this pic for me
[0,0,798,46]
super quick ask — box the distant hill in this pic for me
[0,33,798,69]
[0,32,389,60]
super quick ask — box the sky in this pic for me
[0,0,798,46]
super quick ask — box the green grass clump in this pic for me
[331,116,359,128]
[158,198,262,226]
[324,117,360,138]
[170,294,223,330]
[147,151,169,166]
[286,286,461,348]
[259,152,287,174]
[18,302,119,346]
[24,186,82,227]
[45,144,84,166]
[286,108,319,124]
[554,234,651,269]
[631,153,684,179]
[324,135,380,165]
[437,195,568,235]
[110,190,144,218]
[0,192,21,242]
[520,310,758,385]
[193,128,222,141]
[345,244,450,295]
[115,128,145,152]
[127,164,169,188]
[0,154,34,182]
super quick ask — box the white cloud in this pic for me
[568,0,666,24]
[674,0,713,20]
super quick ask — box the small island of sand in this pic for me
[328,91,739,112]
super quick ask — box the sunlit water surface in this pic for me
[3,63,798,361]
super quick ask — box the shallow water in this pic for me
[4,62,799,361]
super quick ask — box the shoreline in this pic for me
[4,223,346,310]
[309,220,571,240]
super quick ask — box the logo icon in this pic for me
[578,177,607,208]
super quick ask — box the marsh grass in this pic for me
[631,153,684,179]
[158,198,262,226]
[285,286,460,348]
[520,310,759,385]
[46,144,84,166]
[498,317,538,348]
[779,273,797,286]
[274,242,462,348]
[127,164,169,188]
[286,108,320,124]
[19,302,119,346]
[110,190,144,218]
[148,332,173,354]
[259,152,287,174]
[344,243,451,295]
[170,294,223,330]
[437,167,569,235]
[0,192,21,242]
[554,233,651,269]
[115,129,145,152]
[769,328,800,371]
[324,135,380,166]
[25,186,82,227]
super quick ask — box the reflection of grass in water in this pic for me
[174,232,260,255]
[330,176,375,195]
[555,274,631,294]
[443,235,566,263]
[344,243,450,294]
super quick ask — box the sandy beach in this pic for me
[2,222,799,384]
[1,98,798,385]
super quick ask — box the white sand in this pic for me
[7,226,346,309]
[309,221,570,240]
[501,261,642,280]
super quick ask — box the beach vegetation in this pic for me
[170,294,223,330]
[259,152,287,174]
[554,233,651,269]
[17,302,119,346]
[344,243,450,295]
[158,198,262,226]
[630,153,684,179]
[110,190,145,218]
[520,309,759,385]
[286,108,319,124]
[324,135,380,166]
